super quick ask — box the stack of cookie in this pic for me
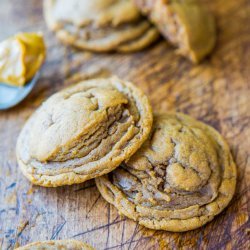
[16,76,236,232]
[44,0,216,62]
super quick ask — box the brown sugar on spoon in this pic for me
[96,112,236,232]
[16,76,153,187]
[134,0,216,62]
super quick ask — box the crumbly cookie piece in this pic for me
[16,239,94,250]
[43,0,159,52]
[16,76,153,187]
[96,112,236,232]
[134,0,216,62]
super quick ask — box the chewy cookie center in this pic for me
[28,85,134,163]
[163,125,214,192]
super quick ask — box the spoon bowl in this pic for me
[0,72,40,110]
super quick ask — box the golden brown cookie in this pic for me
[96,112,236,232]
[134,0,216,62]
[16,239,94,250]
[16,76,153,187]
[43,0,159,52]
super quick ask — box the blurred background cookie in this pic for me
[44,0,159,52]
[134,0,216,62]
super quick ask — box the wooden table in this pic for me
[0,0,249,249]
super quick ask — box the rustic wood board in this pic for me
[0,0,249,249]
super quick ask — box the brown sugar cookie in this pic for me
[16,77,153,187]
[43,0,159,52]
[16,239,94,250]
[96,112,236,232]
[134,0,216,62]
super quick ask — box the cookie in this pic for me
[134,0,216,62]
[43,0,159,52]
[96,112,236,232]
[16,76,153,187]
[16,239,94,250]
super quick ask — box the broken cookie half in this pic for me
[96,112,236,232]
[16,76,153,187]
[134,0,216,62]
[44,0,159,52]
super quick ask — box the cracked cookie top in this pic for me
[43,0,159,52]
[16,76,153,187]
[96,112,236,232]
[16,239,94,250]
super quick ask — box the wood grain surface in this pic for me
[0,0,249,249]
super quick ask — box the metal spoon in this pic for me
[0,72,40,110]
